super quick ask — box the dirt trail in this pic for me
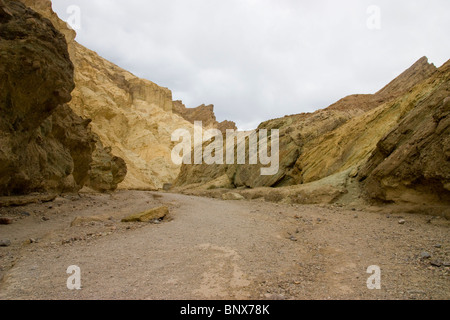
[0,191,449,300]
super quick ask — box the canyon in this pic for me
[0,0,448,301]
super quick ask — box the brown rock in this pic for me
[121,206,169,223]
[0,194,56,207]
[0,0,126,195]
[222,192,245,201]
[0,218,13,225]
[0,0,76,195]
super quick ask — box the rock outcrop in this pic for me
[0,0,126,195]
[173,101,237,132]
[21,0,199,190]
[175,57,439,187]
[0,0,80,195]
[359,61,450,205]
[174,57,449,208]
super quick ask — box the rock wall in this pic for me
[0,0,80,195]
[21,0,199,190]
[359,61,450,205]
[0,0,126,195]
[174,57,450,208]
[175,57,440,193]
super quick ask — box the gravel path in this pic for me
[0,191,449,300]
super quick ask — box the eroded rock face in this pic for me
[0,0,79,195]
[87,140,127,192]
[359,61,450,205]
[20,0,183,190]
[0,0,126,195]
[175,57,440,194]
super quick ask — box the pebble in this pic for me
[434,244,442,249]
[420,251,431,260]
[430,260,442,267]
[0,239,11,247]
[398,219,406,225]
[289,236,298,242]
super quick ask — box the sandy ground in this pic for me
[0,190,449,300]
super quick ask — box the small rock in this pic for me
[434,244,442,249]
[443,261,450,267]
[430,260,442,267]
[20,211,31,217]
[0,218,13,225]
[222,192,245,201]
[0,239,11,247]
[420,251,431,260]
[41,217,50,221]
[289,236,298,242]
[122,206,169,223]
[29,238,37,244]
[53,197,68,204]
[354,214,358,219]
[398,219,406,225]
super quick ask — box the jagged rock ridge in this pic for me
[173,101,237,133]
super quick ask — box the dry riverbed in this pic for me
[0,190,449,300]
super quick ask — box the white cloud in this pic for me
[52,0,450,129]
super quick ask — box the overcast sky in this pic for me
[52,0,450,130]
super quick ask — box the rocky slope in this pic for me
[174,57,449,209]
[0,0,125,195]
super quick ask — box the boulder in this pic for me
[222,193,245,201]
[121,206,169,222]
